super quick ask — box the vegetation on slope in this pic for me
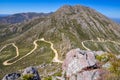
[0,41,54,78]
[96,53,120,80]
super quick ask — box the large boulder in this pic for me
[62,48,97,77]
[62,48,106,80]
[22,66,41,80]
[2,73,21,80]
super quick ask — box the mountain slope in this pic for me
[0,5,120,79]
[6,5,120,54]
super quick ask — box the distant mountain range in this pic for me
[0,12,52,24]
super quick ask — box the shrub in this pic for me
[44,76,52,80]
[21,74,34,80]
[96,53,109,62]
[97,53,120,80]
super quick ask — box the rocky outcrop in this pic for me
[2,67,41,80]
[66,69,106,80]
[2,73,21,80]
[22,66,41,80]
[62,48,107,80]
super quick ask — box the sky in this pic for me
[0,0,120,18]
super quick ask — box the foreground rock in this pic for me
[62,48,106,80]
[2,66,41,80]
[22,66,41,80]
[2,73,21,80]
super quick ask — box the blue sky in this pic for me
[0,0,120,18]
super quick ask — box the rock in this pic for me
[62,48,97,77]
[102,62,111,69]
[2,73,21,80]
[116,55,120,59]
[74,69,106,80]
[22,66,41,80]
[62,48,106,80]
[93,51,105,56]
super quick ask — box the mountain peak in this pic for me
[60,5,72,8]
[56,5,73,13]
[59,5,84,9]
[55,4,91,16]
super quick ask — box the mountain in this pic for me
[0,5,120,79]
[0,12,52,24]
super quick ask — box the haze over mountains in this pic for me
[0,5,120,79]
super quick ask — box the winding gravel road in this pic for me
[0,38,63,66]
[81,37,120,51]
[2,37,118,66]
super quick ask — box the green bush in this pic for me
[44,76,52,80]
[108,54,120,76]
[96,53,109,62]
[21,74,34,80]
[97,53,120,80]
